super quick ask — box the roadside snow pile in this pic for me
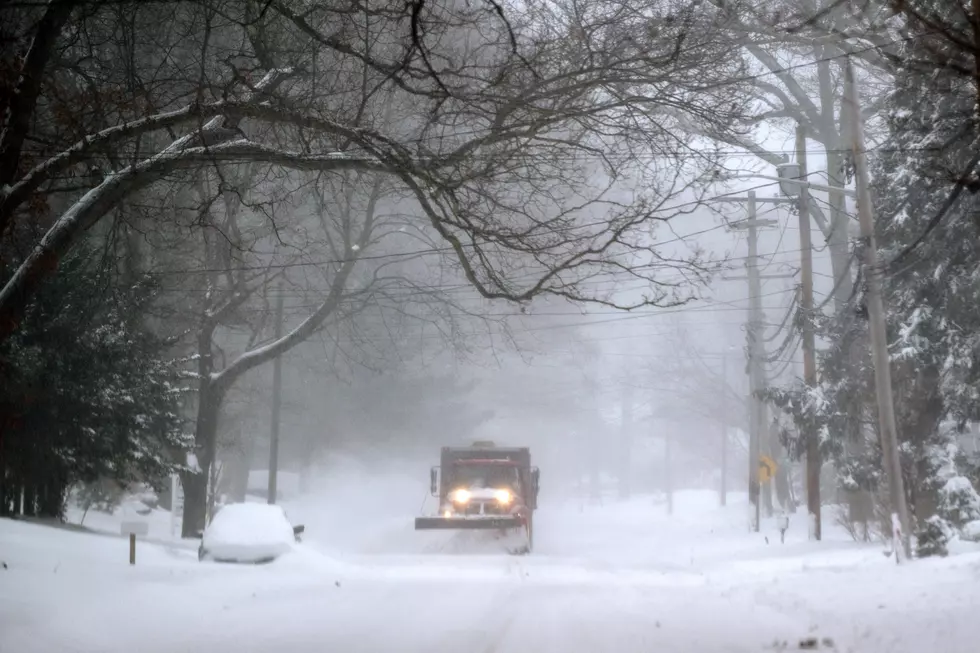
[0,517,349,653]
[201,503,296,562]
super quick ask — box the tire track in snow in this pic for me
[425,585,522,653]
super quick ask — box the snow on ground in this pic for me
[2,478,980,653]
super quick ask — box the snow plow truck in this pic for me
[415,442,539,554]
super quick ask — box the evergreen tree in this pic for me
[766,3,980,550]
[870,5,980,549]
[915,515,952,557]
[0,248,192,518]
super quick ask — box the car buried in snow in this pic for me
[198,502,305,564]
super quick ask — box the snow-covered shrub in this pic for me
[916,515,952,557]
[920,440,980,541]
[907,437,980,556]
[835,502,876,542]
[961,519,980,542]
[75,479,127,524]
[938,476,980,528]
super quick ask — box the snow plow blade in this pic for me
[414,516,523,530]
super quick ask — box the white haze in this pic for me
[3,1,980,652]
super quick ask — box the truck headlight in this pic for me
[451,489,471,504]
[494,489,512,504]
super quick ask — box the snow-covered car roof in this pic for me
[201,503,297,563]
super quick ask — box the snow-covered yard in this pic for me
[2,486,979,653]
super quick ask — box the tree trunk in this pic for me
[588,418,601,503]
[821,57,872,533]
[589,444,601,502]
[24,484,37,516]
[226,428,251,504]
[181,378,223,537]
[664,431,673,515]
[158,474,174,512]
[618,381,633,500]
[299,429,316,495]
[902,367,945,532]
[720,424,728,507]
[180,471,208,538]
[38,478,64,518]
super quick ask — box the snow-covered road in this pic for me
[2,489,979,653]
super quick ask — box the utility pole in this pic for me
[584,348,602,504]
[718,191,793,532]
[745,191,763,533]
[796,124,821,541]
[619,376,633,500]
[720,353,728,507]
[664,430,673,515]
[844,59,912,560]
[267,280,284,505]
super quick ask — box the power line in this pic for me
[141,239,812,292]
[764,289,798,344]
[758,207,793,277]
[117,179,815,278]
[186,287,800,334]
[126,222,830,283]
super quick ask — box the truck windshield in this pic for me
[450,464,520,491]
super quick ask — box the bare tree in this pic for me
[645,318,750,445]
[1,0,750,338]
[1,1,765,532]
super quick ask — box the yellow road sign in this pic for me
[758,455,777,483]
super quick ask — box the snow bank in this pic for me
[201,503,296,562]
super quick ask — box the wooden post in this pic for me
[121,521,147,565]
[844,58,912,560]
